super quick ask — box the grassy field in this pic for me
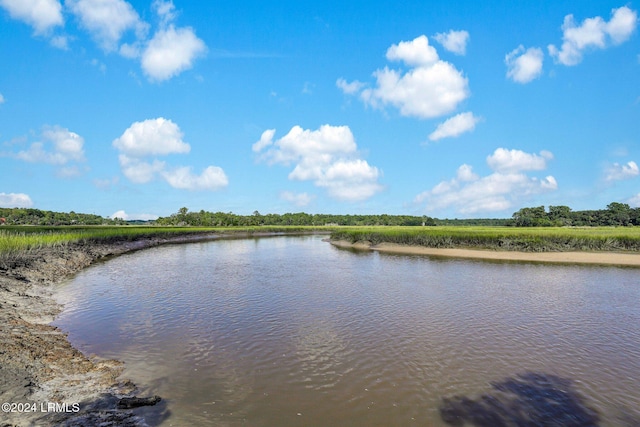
[330,226,640,252]
[0,225,329,258]
[2,225,640,260]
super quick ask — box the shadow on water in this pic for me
[439,372,600,427]
[38,393,171,427]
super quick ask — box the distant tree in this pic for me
[548,205,572,226]
[512,206,551,226]
[606,202,631,226]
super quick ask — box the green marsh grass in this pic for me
[3,225,638,262]
[0,225,330,260]
[330,226,640,252]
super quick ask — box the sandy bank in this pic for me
[0,232,243,426]
[329,240,640,267]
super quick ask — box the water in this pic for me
[53,236,640,426]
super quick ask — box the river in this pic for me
[53,235,640,426]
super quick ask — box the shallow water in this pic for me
[53,236,640,426]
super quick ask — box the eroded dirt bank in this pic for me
[0,233,228,427]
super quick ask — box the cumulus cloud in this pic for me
[505,45,544,83]
[161,165,228,191]
[252,128,276,153]
[433,30,470,55]
[0,0,63,34]
[136,0,206,82]
[112,117,190,157]
[336,78,365,95]
[2,0,206,81]
[428,112,481,141]
[117,155,165,184]
[110,210,158,221]
[66,0,148,51]
[317,159,383,201]
[628,193,640,207]
[415,148,557,215]
[605,160,639,181]
[153,0,176,26]
[254,125,383,202]
[548,6,638,66]
[280,191,314,207]
[486,148,553,173]
[341,35,469,119]
[0,192,33,208]
[113,117,227,191]
[141,24,206,81]
[385,35,439,66]
[9,126,86,175]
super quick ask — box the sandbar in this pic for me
[329,240,640,267]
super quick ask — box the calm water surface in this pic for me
[53,236,640,426]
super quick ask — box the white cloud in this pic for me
[161,165,228,191]
[428,112,481,141]
[606,6,639,44]
[548,6,638,66]
[117,155,165,183]
[355,35,469,119]
[317,159,383,201]
[415,148,557,215]
[152,0,176,27]
[605,160,639,181]
[385,35,439,66]
[141,25,206,81]
[486,148,553,173]
[433,30,469,55]
[112,117,190,157]
[280,191,314,207]
[3,0,205,81]
[110,210,128,220]
[252,128,275,152]
[505,45,544,83]
[256,125,360,176]
[336,78,365,95]
[110,210,158,221]
[254,125,383,202]
[628,193,640,207]
[66,0,148,51]
[0,192,33,208]
[456,163,479,182]
[13,126,85,170]
[113,118,227,191]
[0,93,4,104]
[0,0,63,34]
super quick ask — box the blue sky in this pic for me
[1,0,638,220]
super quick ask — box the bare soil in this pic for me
[329,240,640,267]
[0,234,224,426]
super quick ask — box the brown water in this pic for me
[53,236,640,426]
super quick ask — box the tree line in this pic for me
[511,203,640,227]
[154,208,436,227]
[1,202,638,227]
[0,208,125,226]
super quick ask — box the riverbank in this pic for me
[329,240,640,267]
[0,232,240,426]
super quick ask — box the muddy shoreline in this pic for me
[0,232,261,427]
[329,239,640,267]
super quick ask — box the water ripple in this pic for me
[53,236,640,426]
